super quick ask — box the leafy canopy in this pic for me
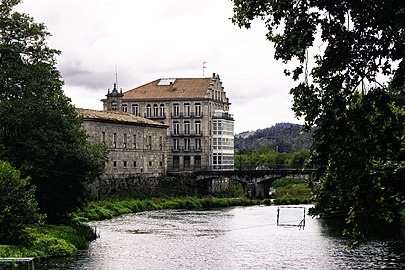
[232,0,405,242]
[0,0,107,223]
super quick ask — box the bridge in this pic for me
[192,169,314,198]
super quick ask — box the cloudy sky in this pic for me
[17,0,302,133]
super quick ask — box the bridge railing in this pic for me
[233,163,305,171]
[167,164,309,173]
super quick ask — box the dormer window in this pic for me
[111,101,117,111]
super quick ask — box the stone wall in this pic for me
[82,118,168,197]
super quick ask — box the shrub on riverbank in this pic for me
[72,197,264,222]
[0,224,95,259]
[271,178,312,205]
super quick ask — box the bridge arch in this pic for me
[192,169,314,198]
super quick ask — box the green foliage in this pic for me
[272,183,312,205]
[72,197,265,222]
[234,148,310,170]
[0,1,107,223]
[232,0,405,242]
[0,224,95,259]
[0,160,42,244]
[271,178,307,188]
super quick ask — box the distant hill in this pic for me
[235,123,313,153]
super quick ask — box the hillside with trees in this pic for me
[235,123,313,153]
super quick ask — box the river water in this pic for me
[38,205,404,269]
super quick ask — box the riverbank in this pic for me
[0,224,95,259]
[0,184,312,261]
[71,196,268,222]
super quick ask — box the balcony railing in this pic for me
[170,132,203,137]
[170,112,203,118]
[213,112,234,121]
[170,147,203,153]
[144,113,166,119]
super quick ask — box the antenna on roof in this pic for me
[115,64,119,89]
[203,61,207,78]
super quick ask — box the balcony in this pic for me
[170,132,203,137]
[170,112,203,119]
[213,112,234,121]
[144,113,166,119]
[170,147,203,153]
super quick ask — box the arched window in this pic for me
[184,103,190,117]
[173,121,180,135]
[146,104,152,117]
[132,104,139,116]
[160,104,165,117]
[153,104,158,117]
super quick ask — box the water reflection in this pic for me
[38,206,405,270]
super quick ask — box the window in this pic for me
[195,138,201,151]
[173,156,180,169]
[133,135,137,149]
[213,153,223,169]
[148,136,152,149]
[160,161,163,167]
[195,103,201,117]
[159,136,163,150]
[113,133,117,148]
[195,121,201,135]
[153,104,158,117]
[184,156,190,168]
[184,121,190,135]
[160,104,165,117]
[132,104,139,116]
[111,101,117,110]
[184,138,190,151]
[123,134,127,148]
[113,160,117,167]
[173,121,180,135]
[133,161,137,167]
[122,104,128,112]
[102,132,106,143]
[195,156,201,168]
[149,161,153,167]
[173,139,179,151]
[123,161,127,167]
[146,104,152,117]
[217,121,222,135]
[173,103,179,117]
[184,103,190,117]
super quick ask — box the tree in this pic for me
[0,0,107,223]
[0,160,42,244]
[232,0,405,242]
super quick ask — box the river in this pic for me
[38,205,404,269]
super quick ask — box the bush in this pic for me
[0,160,43,244]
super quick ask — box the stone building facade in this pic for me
[101,73,234,172]
[76,108,168,179]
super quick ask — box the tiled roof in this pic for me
[76,108,167,127]
[123,78,214,100]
